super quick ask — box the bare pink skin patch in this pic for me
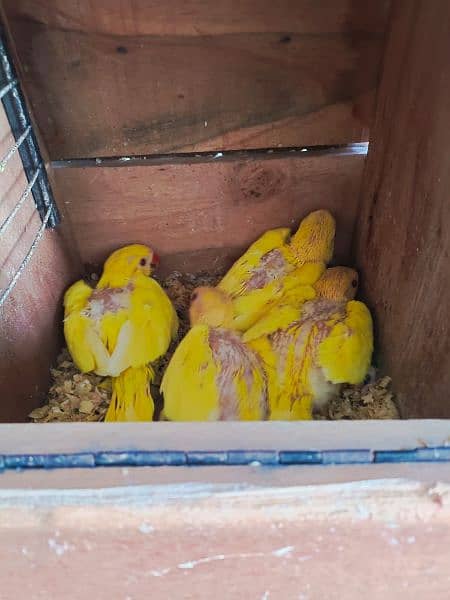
[208,328,268,420]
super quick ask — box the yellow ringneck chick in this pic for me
[217,209,336,331]
[161,286,268,421]
[63,244,178,422]
[243,267,373,420]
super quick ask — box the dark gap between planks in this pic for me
[51,143,368,169]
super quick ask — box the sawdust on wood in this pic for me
[28,349,111,423]
[29,271,399,423]
[318,375,400,420]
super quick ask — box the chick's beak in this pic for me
[151,252,160,268]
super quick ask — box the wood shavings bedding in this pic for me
[317,375,400,420]
[29,349,111,422]
[30,272,399,423]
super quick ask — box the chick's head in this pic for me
[314,266,359,302]
[100,244,160,286]
[189,286,234,329]
[289,209,335,265]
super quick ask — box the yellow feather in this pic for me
[245,267,373,419]
[105,365,155,422]
[63,245,178,422]
[161,325,221,421]
[248,319,317,420]
[279,262,326,292]
[105,275,178,375]
[230,281,284,331]
[161,324,267,421]
[216,211,334,333]
[243,304,302,343]
[230,263,324,332]
[63,279,92,314]
[240,265,323,342]
[218,228,291,295]
[63,280,110,373]
[318,300,374,385]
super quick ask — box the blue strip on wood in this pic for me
[0,447,450,472]
[279,451,323,464]
[95,451,187,466]
[187,451,228,465]
[226,450,279,465]
[42,453,95,469]
[4,453,95,469]
[375,447,450,463]
[4,455,47,469]
[322,450,373,465]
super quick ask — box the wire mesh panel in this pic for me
[0,30,59,307]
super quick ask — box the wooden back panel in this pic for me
[0,105,80,422]
[53,147,366,276]
[354,0,450,417]
[2,0,390,158]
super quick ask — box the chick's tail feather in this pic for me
[105,365,155,422]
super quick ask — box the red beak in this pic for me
[151,252,160,268]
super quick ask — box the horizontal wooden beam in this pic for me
[0,420,448,455]
[2,0,389,158]
[0,460,449,598]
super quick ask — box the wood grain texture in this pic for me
[52,149,365,275]
[0,477,449,599]
[0,105,81,422]
[354,0,450,418]
[2,0,390,158]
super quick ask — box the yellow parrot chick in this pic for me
[217,209,336,331]
[63,244,178,422]
[243,267,373,420]
[161,286,268,421]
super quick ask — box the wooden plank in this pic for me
[0,474,449,598]
[53,148,365,275]
[0,420,449,455]
[354,0,450,418]
[3,461,450,490]
[0,105,81,422]
[2,0,390,158]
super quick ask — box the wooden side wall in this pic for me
[354,0,450,418]
[1,0,390,158]
[0,104,80,422]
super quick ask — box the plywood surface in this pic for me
[2,0,390,158]
[0,105,80,422]
[354,0,450,418]
[0,420,449,455]
[0,475,449,599]
[3,461,450,491]
[53,148,365,274]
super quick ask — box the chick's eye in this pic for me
[139,258,147,266]
[351,279,358,288]
[191,292,198,301]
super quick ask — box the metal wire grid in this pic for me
[0,33,59,308]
